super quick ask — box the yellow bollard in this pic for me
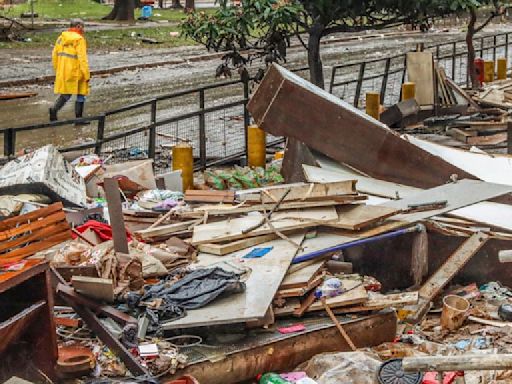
[172,143,194,191]
[497,58,508,80]
[402,82,416,101]
[247,124,266,168]
[274,151,284,160]
[366,92,380,120]
[484,60,495,83]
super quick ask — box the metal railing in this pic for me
[329,32,512,108]
[2,31,512,171]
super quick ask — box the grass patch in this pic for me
[1,0,214,22]
[0,25,196,50]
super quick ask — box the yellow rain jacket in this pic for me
[52,29,90,96]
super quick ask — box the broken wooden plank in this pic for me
[327,204,400,230]
[308,284,368,311]
[71,276,114,303]
[239,181,357,204]
[281,260,325,290]
[402,354,512,372]
[467,132,507,146]
[419,232,489,300]
[185,190,235,204]
[103,178,129,254]
[276,272,325,298]
[444,77,481,110]
[191,207,338,245]
[450,127,477,143]
[135,219,200,242]
[198,234,279,255]
[333,291,419,314]
[248,64,473,189]
[161,234,306,329]
[406,52,435,105]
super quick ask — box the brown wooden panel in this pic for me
[0,203,64,231]
[0,221,70,253]
[0,211,67,241]
[248,65,475,189]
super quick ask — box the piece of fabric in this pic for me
[139,267,245,331]
[52,30,90,95]
[278,324,306,334]
[73,220,132,242]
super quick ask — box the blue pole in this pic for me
[292,224,424,265]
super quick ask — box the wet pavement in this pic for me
[2,23,512,152]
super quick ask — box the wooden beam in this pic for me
[198,234,279,255]
[402,354,512,372]
[103,178,129,254]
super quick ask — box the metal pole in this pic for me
[292,224,423,264]
[199,89,207,170]
[148,99,157,160]
[452,42,457,80]
[354,62,366,108]
[380,58,391,104]
[493,35,497,63]
[329,66,337,93]
[480,36,485,58]
[508,119,512,155]
[4,128,15,158]
[242,79,250,165]
[94,115,105,155]
[30,0,34,28]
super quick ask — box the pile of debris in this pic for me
[2,56,512,384]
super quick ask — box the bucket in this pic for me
[440,295,470,331]
[142,5,153,18]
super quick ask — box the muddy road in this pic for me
[1,23,512,152]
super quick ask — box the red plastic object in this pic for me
[474,58,485,85]
[277,324,306,334]
[422,371,463,384]
[72,220,132,242]
[164,375,200,384]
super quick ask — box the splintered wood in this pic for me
[0,203,71,266]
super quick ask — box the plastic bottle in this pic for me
[258,373,292,384]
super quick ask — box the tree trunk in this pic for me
[307,23,324,89]
[466,7,478,89]
[171,0,183,8]
[185,0,194,12]
[103,0,135,21]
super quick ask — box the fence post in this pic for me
[148,99,157,160]
[480,36,485,58]
[243,79,251,163]
[94,115,105,155]
[452,42,457,80]
[354,62,366,108]
[199,89,207,170]
[329,66,337,93]
[4,128,15,158]
[380,58,391,105]
[436,45,440,60]
[493,35,497,63]
[506,33,510,64]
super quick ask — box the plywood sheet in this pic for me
[404,134,512,187]
[328,205,400,230]
[161,234,305,329]
[406,52,435,105]
[191,207,338,245]
[450,202,512,232]
[381,179,512,223]
[247,64,473,189]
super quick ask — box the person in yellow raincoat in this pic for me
[50,19,90,125]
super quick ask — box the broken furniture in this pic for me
[0,261,57,382]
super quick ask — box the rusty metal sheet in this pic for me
[248,64,475,189]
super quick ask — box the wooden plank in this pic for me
[0,203,64,231]
[0,211,67,241]
[382,179,512,223]
[180,198,365,219]
[161,234,306,329]
[281,260,325,290]
[0,231,71,264]
[419,232,488,301]
[0,221,69,253]
[406,52,435,105]
[185,190,235,204]
[308,284,368,311]
[71,276,114,303]
[276,273,324,298]
[328,205,400,230]
[444,77,481,110]
[248,64,472,189]
[402,354,512,372]
[450,127,477,143]
[134,219,200,241]
[468,315,512,328]
[191,207,338,245]
[303,164,420,200]
[467,132,507,146]
[103,178,129,254]
[198,234,279,255]
[333,291,419,314]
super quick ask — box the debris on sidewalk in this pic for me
[2,49,512,384]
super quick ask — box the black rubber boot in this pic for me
[49,95,68,122]
[74,101,90,126]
